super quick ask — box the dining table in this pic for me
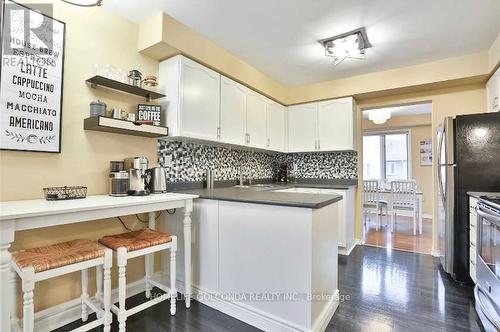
[377,188,424,234]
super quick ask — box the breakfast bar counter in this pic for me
[0,193,198,332]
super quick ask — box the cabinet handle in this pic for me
[318,140,320,150]
[267,138,270,147]
[248,133,250,144]
[217,127,221,139]
[314,140,317,150]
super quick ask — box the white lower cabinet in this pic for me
[161,199,220,291]
[273,187,356,255]
[469,196,478,283]
[162,198,339,331]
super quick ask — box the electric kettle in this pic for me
[146,166,168,193]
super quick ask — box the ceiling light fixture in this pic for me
[368,109,391,124]
[319,27,372,65]
[61,0,103,7]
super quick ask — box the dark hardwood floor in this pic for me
[54,246,481,332]
[329,246,481,332]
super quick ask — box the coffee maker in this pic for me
[124,157,149,196]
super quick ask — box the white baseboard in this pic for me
[154,272,339,332]
[31,273,339,332]
[355,238,365,245]
[422,213,433,219]
[33,278,146,332]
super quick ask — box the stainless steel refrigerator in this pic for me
[437,112,500,283]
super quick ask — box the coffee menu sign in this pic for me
[0,0,65,153]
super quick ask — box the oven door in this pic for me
[475,203,500,331]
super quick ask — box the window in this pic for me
[363,132,409,181]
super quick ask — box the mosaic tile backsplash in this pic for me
[157,140,357,182]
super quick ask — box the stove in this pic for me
[479,195,500,211]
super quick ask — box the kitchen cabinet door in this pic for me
[317,97,355,151]
[180,57,221,141]
[486,67,500,113]
[287,103,317,152]
[220,77,247,145]
[246,92,268,148]
[267,101,286,151]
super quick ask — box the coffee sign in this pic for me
[0,1,65,153]
[137,104,161,126]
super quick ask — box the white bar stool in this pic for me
[10,239,113,332]
[98,228,177,332]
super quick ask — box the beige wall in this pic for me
[138,13,289,104]
[362,114,433,215]
[0,1,161,311]
[356,84,486,250]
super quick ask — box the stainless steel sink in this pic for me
[233,184,283,191]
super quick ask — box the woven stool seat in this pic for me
[99,228,172,251]
[12,239,104,273]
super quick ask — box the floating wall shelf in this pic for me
[84,116,169,138]
[86,75,165,101]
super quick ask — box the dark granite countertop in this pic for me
[173,186,343,209]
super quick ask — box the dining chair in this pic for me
[389,180,419,235]
[363,180,387,231]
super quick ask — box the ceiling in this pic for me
[362,103,432,119]
[104,0,500,87]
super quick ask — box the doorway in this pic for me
[361,102,433,254]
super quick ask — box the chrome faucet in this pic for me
[247,156,261,185]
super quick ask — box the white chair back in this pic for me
[363,180,379,205]
[390,180,417,208]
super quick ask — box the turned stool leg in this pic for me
[21,267,35,332]
[95,265,103,318]
[103,249,112,332]
[81,268,89,322]
[117,247,128,332]
[10,268,18,328]
[170,236,177,315]
[145,253,152,299]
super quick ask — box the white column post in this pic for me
[0,220,15,332]
[183,199,193,308]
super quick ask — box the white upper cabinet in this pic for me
[317,97,355,151]
[287,103,318,152]
[160,55,355,153]
[159,55,221,141]
[287,97,356,152]
[267,101,286,151]
[220,77,247,145]
[486,67,500,113]
[246,92,268,149]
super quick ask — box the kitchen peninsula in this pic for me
[162,185,343,332]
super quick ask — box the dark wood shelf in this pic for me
[84,116,168,138]
[86,75,165,101]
